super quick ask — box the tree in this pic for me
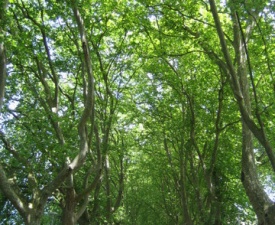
[209,0,275,223]
[1,0,275,224]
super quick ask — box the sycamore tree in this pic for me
[208,0,275,223]
[0,0,139,224]
[0,0,275,225]
[124,0,275,224]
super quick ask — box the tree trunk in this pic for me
[208,0,275,223]
[239,37,275,225]
[25,212,43,225]
[78,210,91,225]
[179,147,193,225]
[105,154,113,224]
[62,174,76,225]
[91,182,101,224]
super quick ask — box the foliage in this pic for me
[0,0,275,224]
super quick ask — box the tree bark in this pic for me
[69,0,95,171]
[209,0,275,223]
[61,174,76,225]
[25,213,43,225]
[78,210,91,225]
[105,154,113,224]
[239,55,273,223]
[0,165,46,225]
[179,143,193,225]
[235,12,275,225]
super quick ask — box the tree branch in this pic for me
[69,0,95,170]
[0,164,28,219]
[209,0,275,172]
